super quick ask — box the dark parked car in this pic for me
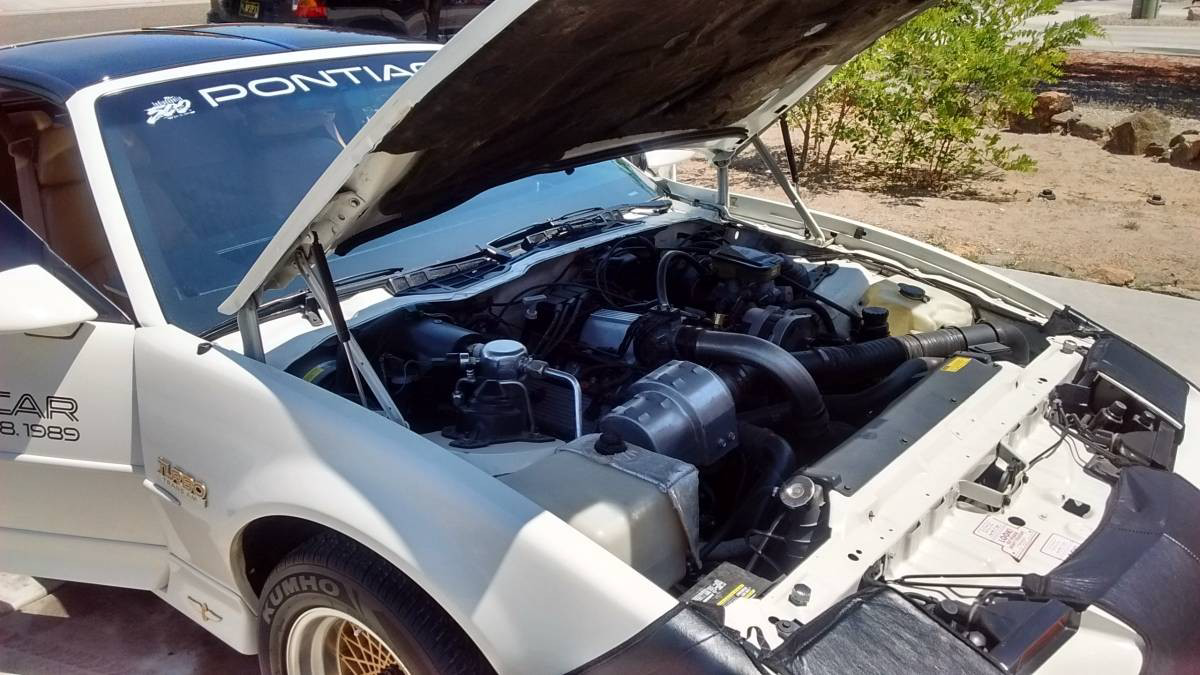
[207,0,492,41]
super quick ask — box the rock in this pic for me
[1036,91,1073,118]
[1011,91,1073,133]
[1169,129,1200,148]
[1070,115,1108,141]
[1008,113,1041,133]
[1090,265,1135,287]
[1169,135,1200,166]
[1050,110,1081,132]
[1021,258,1073,278]
[978,253,1015,267]
[1144,142,1166,158]
[1189,5,1200,20]
[1105,111,1172,155]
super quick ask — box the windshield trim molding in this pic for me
[64,42,441,331]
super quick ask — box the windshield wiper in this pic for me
[494,198,673,249]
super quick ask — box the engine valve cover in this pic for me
[601,360,738,466]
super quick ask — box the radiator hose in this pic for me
[699,423,797,561]
[674,326,829,438]
[790,322,1029,381]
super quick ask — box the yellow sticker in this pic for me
[941,356,972,373]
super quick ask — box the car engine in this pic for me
[288,222,1040,591]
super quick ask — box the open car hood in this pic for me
[220,0,932,315]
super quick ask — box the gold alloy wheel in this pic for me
[286,607,410,675]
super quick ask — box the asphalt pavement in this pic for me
[1026,0,1200,55]
[0,1,208,45]
[1079,25,1200,55]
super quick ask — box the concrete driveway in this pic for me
[0,579,256,674]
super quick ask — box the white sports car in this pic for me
[2,3,1197,674]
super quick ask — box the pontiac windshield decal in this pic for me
[144,61,425,124]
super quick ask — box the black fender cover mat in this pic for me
[762,586,999,675]
[1023,466,1200,674]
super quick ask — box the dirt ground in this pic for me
[677,57,1200,298]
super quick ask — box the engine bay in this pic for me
[289,219,1039,570]
[282,215,1189,669]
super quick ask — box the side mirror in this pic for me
[0,264,98,337]
[643,149,700,180]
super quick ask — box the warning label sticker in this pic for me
[1040,533,1082,561]
[941,356,972,373]
[973,516,1040,561]
[689,579,757,607]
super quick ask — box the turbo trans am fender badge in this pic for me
[157,457,208,506]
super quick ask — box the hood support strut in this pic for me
[294,239,409,427]
[748,133,827,244]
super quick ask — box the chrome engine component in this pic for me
[600,360,738,466]
[472,339,530,379]
[445,339,583,447]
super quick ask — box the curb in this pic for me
[0,573,62,616]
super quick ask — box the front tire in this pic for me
[257,532,493,675]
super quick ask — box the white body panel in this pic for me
[0,320,168,588]
[130,324,674,669]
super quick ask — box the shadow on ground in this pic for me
[0,583,257,675]
[1054,51,1200,118]
[727,144,1014,205]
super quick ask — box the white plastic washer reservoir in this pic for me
[862,274,974,335]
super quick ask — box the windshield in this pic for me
[96,51,659,335]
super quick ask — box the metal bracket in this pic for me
[236,292,266,362]
[712,150,733,208]
[294,245,408,427]
[956,440,1028,511]
[749,134,827,244]
[956,479,1007,510]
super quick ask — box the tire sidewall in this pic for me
[257,560,440,675]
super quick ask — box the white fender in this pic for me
[133,325,673,674]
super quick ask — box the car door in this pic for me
[0,202,167,589]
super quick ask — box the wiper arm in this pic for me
[494,198,673,248]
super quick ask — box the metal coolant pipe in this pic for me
[539,367,584,440]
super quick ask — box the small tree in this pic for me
[787,0,1100,188]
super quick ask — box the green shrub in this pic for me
[787,0,1101,188]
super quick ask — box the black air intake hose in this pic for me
[791,322,1028,381]
[675,327,829,437]
[825,358,932,422]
